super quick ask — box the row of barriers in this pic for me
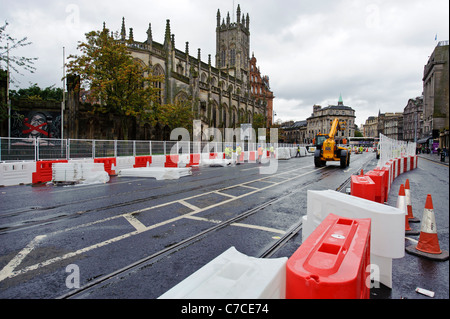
[0,147,310,186]
[0,137,300,162]
[351,133,418,204]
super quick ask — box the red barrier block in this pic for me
[350,175,376,201]
[94,157,117,175]
[402,157,408,172]
[286,213,371,299]
[249,151,256,162]
[165,154,179,167]
[365,170,386,203]
[190,154,200,166]
[134,156,152,168]
[33,160,68,184]
[375,166,391,202]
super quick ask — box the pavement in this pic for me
[417,152,449,165]
[374,154,449,299]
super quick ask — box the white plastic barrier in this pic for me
[151,155,166,167]
[303,189,405,288]
[52,162,109,184]
[0,162,36,186]
[276,148,291,160]
[178,154,191,168]
[113,156,135,174]
[158,246,287,299]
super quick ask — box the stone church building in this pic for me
[86,4,274,141]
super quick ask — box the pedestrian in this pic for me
[225,145,231,159]
[257,145,263,164]
[296,145,300,158]
[236,143,242,165]
[269,145,274,158]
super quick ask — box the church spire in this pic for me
[338,93,343,106]
[163,19,172,50]
[146,23,152,44]
[120,17,126,40]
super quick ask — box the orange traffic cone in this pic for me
[406,195,449,261]
[405,179,420,223]
[397,184,419,235]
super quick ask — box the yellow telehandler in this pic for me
[313,118,350,168]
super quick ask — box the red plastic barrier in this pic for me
[402,157,409,172]
[350,175,375,201]
[365,170,386,203]
[249,151,256,162]
[32,160,68,184]
[375,166,391,201]
[286,213,371,299]
[165,154,179,167]
[209,153,217,159]
[134,156,152,168]
[94,157,117,175]
[190,154,200,166]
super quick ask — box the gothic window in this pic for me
[152,64,165,105]
[230,49,236,66]
[221,50,226,67]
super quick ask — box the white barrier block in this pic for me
[52,162,109,184]
[304,189,405,288]
[159,247,287,299]
[276,148,291,160]
[114,156,135,173]
[0,162,36,186]
[151,155,166,167]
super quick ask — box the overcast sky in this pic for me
[1,0,449,127]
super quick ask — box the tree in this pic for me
[66,26,163,139]
[1,21,38,122]
[0,21,38,79]
[10,83,63,101]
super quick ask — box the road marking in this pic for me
[0,235,46,282]
[184,216,285,234]
[231,222,285,234]
[124,214,147,232]
[179,200,201,212]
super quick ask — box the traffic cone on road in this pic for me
[397,184,419,235]
[405,179,420,223]
[406,195,449,261]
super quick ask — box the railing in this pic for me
[0,137,299,162]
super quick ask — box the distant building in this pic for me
[362,116,378,138]
[403,96,423,142]
[306,95,356,143]
[422,41,449,149]
[280,120,307,144]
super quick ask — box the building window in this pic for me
[230,49,236,66]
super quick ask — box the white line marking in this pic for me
[179,200,201,212]
[123,214,147,232]
[0,235,46,282]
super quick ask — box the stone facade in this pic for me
[119,4,273,140]
[403,96,423,142]
[305,96,356,143]
[422,41,449,149]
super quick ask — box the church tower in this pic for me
[215,4,250,80]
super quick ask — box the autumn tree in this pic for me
[66,26,163,139]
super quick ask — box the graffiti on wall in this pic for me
[10,110,61,145]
